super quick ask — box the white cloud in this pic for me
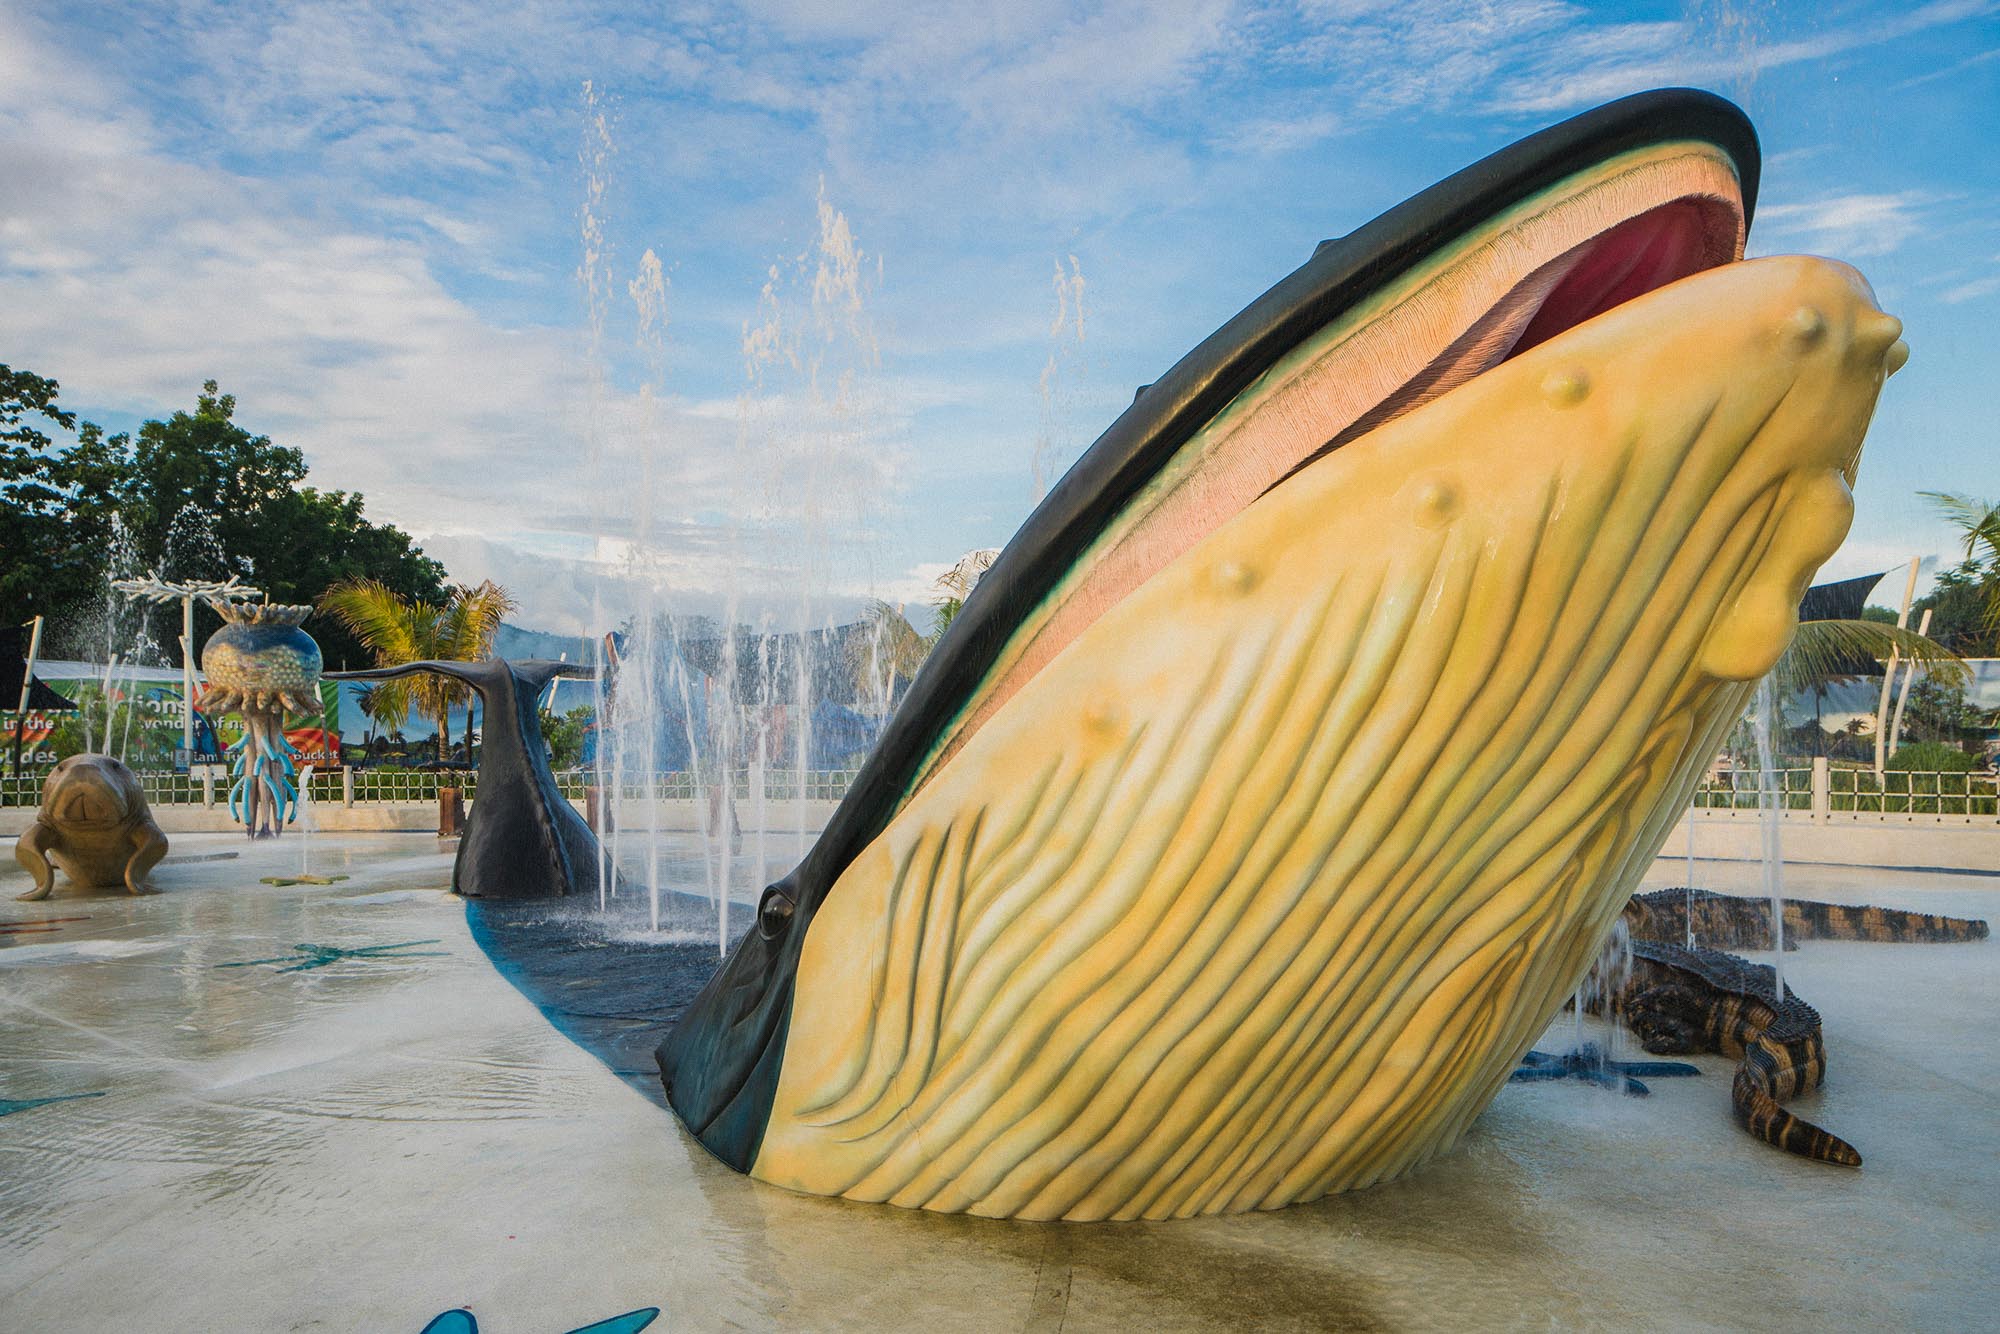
[1279,0,1582,115]
[1941,274,2000,303]
[8,0,1996,639]
[1491,0,1998,114]
[1753,192,1933,259]
[1211,111,1341,157]
[0,5,916,633]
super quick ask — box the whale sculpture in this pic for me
[329,659,606,900]
[657,88,1907,1219]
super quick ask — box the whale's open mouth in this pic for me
[918,143,1747,788]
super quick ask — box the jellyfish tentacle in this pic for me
[200,602,321,838]
[261,770,289,833]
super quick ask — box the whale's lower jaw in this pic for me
[740,255,1897,1220]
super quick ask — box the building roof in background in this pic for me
[31,660,198,687]
[1,624,80,710]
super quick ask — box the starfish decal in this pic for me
[1,1091,106,1117]
[217,940,448,973]
[1509,1044,1701,1097]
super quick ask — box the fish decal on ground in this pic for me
[657,88,1908,1219]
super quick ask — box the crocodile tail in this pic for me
[1731,1056,1861,1166]
[1786,899,1988,943]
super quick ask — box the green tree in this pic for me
[1885,739,1975,772]
[252,487,450,669]
[1920,492,2000,653]
[111,382,448,667]
[1909,560,1994,655]
[318,579,516,762]
[1,371,450,666]
[1774,616,1963,758]
[0,367,123,634]
[351,682,404,750]
[1901,676,1992,747]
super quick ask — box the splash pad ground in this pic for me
[1,831,1994,1332]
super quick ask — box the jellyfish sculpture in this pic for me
[199,601,323,838]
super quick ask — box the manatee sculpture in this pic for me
[657,88,1907,1219]
[14,754,169,900]
[329,659,607,900]
[201,600,323,837]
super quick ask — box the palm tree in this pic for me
[1921,491,2000,651]
[1775,616,1966,759]
[1776,618,1965,701]
[318,579,516,763]
[351,682,403,749]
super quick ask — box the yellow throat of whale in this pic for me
[751,253,1902,1220]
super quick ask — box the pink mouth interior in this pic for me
[1509,199,1725,359]
[919,188,1744,790]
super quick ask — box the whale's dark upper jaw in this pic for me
[658,88,1761,1170]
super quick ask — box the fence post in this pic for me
[201,766,215,809]
[1811,757,1830,821]
[342,765,354,808]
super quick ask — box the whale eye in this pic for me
[757,885,796,940]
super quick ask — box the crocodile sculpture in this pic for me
[1624,886,1990,949]
[1618,937,1862,1166]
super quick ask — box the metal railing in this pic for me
[332,768,479,804]
[10,763,1985,820]
[1692,768,1816,812]
[568,769,862,802]
[1824,767,1999,818]
[1692,763,2000,821]
[1,766,863,808]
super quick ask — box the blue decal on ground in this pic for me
[569,1311,660,1334]
[1509,1045,1701,1097]
[0,1091,106,1116]
[217,940,447,972]
[420,1308,659,1333]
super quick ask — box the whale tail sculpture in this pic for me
[329,659,609,901]
[656,88,1906,1219]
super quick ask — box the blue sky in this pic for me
[3,0,1997,633]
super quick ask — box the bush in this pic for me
[1885,740,1975,772]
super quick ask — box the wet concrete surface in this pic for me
[466,892,746,1111]
[1,832,1995,1332]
